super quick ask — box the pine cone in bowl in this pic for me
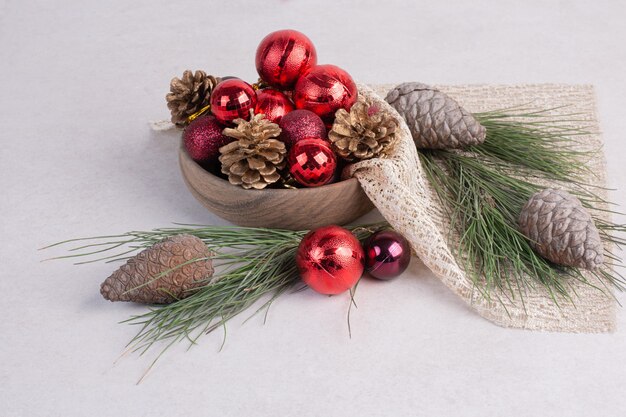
[219,112,287,190]
[329,95,399,161]
[166,70,221,126]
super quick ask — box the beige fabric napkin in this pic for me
[350,83,614,332]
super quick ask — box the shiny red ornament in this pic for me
[254,88,294,124]
[210,79,257,125]
[278,109,327,149]
[293,64,358,125]
[183,115,232,166]
[288,138,337,187]
[364,231,411,280]
[296,225,365,295]
[255,29,317,90]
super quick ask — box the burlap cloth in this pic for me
[350,83,615,333]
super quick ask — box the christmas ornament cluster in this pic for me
[297,226,411,295]
[167,29,399,190]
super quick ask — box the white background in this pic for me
[2,1,626,416]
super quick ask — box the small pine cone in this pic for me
[328,96,399,161]
[166,70,221,126]
[519,189,604,270]
[385,82,486,149]
[219,111,286,189]
[100,234,214,304]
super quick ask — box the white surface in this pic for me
[1,1,626,416]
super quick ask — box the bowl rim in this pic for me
[179,142,362,195]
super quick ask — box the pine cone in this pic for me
[100,234,214,304]
[519,189,603,270]
[166,70,221,126]
[328,96,399,161]
[219,111,286,189]
[385,82,486,149]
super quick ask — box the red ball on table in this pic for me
[255,88,294,124]
[210,79,257,125]
[278,109,327,149]
[255,29,317,90]
[293,64,358,126]
[364,231,411,280]
[183,115,232,167]
[288,138,337,187]
[296,225,365,295]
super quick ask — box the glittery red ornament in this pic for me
[288,138,337,187]
[255,29,317,90]
[296,225,365,295]
[278,109,327,149]
[254,88,294,124]
[293,64,358,125]
[210,79,257,125]
[364,231,412,280]
[183,115,232,165]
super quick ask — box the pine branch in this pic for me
[419,109,626,303]
[45,223,389,358]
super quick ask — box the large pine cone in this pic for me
[100,234,214,304]
[219,112,286,189]
[166,70,221,126]
[519,189,604,270]
[385,82,486,149]
[329,95,398,161]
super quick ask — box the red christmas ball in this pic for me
[296,225,365,295]
[255,29,317,90]
[183,115,232,166]
[293,64,358,125]
[364,231,411,280]
[288,138,337,187]
[210,79,257,125]
[278,109,327,149]
[255,88,294,124]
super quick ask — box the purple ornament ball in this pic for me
[364,231,411,280]
[278,109,326,149]
[183,115,232,167]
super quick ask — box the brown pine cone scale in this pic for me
[100,234,214,304]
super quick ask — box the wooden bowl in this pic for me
[179,144,374,230]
